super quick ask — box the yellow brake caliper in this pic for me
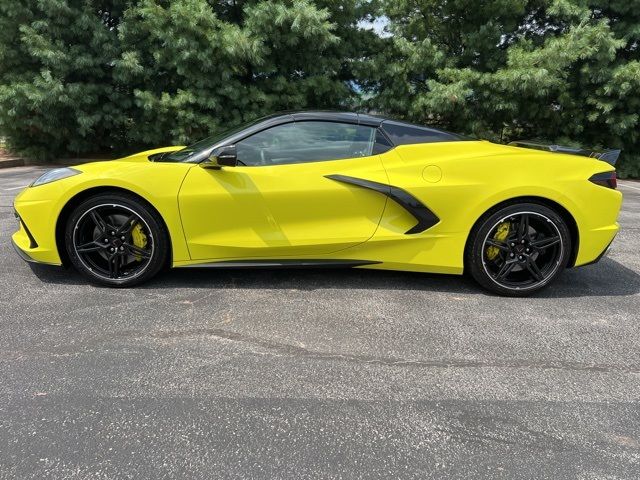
[486,221,510,261]
[131,223,148,261]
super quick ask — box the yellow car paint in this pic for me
[12,140,621,275]
[178,154,389,259]
[12,146,189,265]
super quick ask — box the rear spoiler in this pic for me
[508,141,621,166]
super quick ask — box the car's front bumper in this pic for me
[11,237,37,263]
[12,209,62,266]
[11,236,61,266]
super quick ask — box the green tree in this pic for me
[365,0,640,176]
[0,0,127,159]
[115,0,371,148]
[2,0,639,177]
[0,0,372,158]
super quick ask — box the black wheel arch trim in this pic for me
[325,174,440,234]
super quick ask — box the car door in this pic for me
[178,121,390,260]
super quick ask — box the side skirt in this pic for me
[175,259,382,269]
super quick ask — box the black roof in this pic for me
[269,111,467,143]
[214,111,468,150]
[288,111,384,127]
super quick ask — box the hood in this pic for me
[71,146,187,176]
[118,146,187,163]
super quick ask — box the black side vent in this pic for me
[15,212,38,248]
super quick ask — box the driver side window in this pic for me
[236,121,377,166]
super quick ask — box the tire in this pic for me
[465,202,572,297]
[64,192,169,287]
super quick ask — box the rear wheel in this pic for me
[64,193,168,287]
[466,203,571,296]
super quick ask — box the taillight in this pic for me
[589,171,617,189]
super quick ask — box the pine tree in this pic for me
[365,0,640,176]
[0,0,127,159]
[114,0,357,147]
[1,0,638,176]
[0,0,371,158]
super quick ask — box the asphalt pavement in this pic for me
[1,166,639,479]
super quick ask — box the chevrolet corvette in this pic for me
[12,111,622,296]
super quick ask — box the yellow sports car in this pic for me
[12,111,622,296]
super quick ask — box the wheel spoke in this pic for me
[531,235,560,250]
[125,243,151,259]
[495,260,516,280]
[517,214,530,241]
[108,253,120,278]
[486,239,509,252]
[76,241,104,253]
[116,213,139,235]
[526,258,544,282]
[90,210,110,233]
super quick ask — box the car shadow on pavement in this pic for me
[27,257,640,298]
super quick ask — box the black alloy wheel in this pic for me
[65,193,168,287]
[466,203,571,296]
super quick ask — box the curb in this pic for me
[0,158,25,169]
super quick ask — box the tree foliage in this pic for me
[0,0,128,157]
[0,0,638,176]
[0,0,372,158]
[364,0,640,176]
[114,0,364,148]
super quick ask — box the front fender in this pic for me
[13,158,194,266]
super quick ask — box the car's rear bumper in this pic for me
[572,183,622,267]
[577,235,616,267]
[574,222,619,267]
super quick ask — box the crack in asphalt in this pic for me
[2,329,640,374]
[135,328,640,373]
[87,328,640,374]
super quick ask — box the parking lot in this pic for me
[1,165,639,478]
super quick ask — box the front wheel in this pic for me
[466,203,572,296]
[65,193,168,287]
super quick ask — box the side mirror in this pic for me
[201,145,238,169]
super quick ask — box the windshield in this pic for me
[157,116,269,163]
